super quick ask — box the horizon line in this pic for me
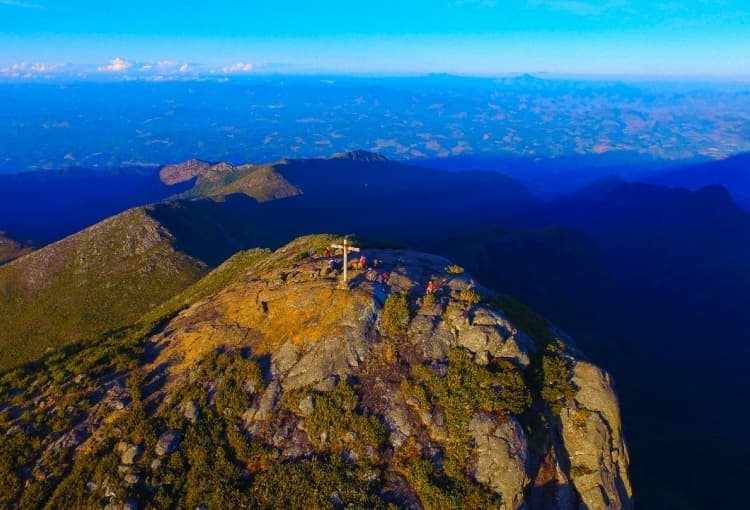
[1,70,750,84]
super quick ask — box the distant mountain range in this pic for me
[1,77,748,173]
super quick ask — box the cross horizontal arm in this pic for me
[331,244,360,252]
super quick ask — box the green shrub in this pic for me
[405,458,501,510]
[490,359,532,416]
[306,381,386,460]
[381,291,411,336]
[540,342,576,415]
[421,293,436,307]
[213,351,265,416]
[458,288,481,304]
[410,348,531,479]
[250,455,393,509]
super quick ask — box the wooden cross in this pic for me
[330,237,360,287]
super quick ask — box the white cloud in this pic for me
[0,62,64,77]
[97,57,132,73]
[179,63,189,73]
[29,63,62,72]
[221,62,254,73]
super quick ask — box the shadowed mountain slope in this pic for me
[428,180,750,510]
[0,208,208,370]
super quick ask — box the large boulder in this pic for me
[183,400,200,424]
[155,430,182,457]
[469,413,530,510]
[120,444,142,465]
[559,361,633,510]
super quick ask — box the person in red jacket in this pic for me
[427,280,435,294]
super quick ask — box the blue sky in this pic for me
[0,0,748,78]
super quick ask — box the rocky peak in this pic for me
[159,158,213,185]
[0,235,632,509]
[330,150,389,162]
[141,235,632,509]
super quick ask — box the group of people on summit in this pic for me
[307,248,435,295]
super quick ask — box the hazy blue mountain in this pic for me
[416,152,702,196]
[642,152,750,210]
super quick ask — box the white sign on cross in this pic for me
[330,237,360,286]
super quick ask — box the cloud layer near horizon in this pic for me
[0,58,260,80]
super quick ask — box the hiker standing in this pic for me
[427,280,435,294]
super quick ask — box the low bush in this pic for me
[458,288,481,304]
[408,348,531,479]
[540,341,576,415]
[405,458,501,510]
[306,380,386,460]
[250,455,394,509]
[381,291,411,336]
[421,293,436,307]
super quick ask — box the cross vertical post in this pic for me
[331,236,360,289]
[343,237,349,284]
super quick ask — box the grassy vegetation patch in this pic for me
[381,291,411,336]
[404,458,501,510]
[251,455,394,509]
[539,341,577,416]
[408,348,531,478]
[445,264,465,275]
[306,380,387,462]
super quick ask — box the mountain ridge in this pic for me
[0,207,208,369]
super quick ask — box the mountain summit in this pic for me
[0,234,631,509]
[330,150,390,162]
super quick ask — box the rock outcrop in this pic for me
[160,159,301,202]
[559,362,632,509]
[0,235,632,509]
[142,235,632,508]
